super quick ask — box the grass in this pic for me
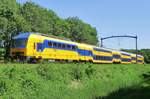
[0,63,149,99]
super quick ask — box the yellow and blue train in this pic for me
[10,32,144,64]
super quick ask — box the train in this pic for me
[10,32,144,64]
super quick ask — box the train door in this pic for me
[33,42,36,56]
[36,42,43,58]
[33,39,43,58]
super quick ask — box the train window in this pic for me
[62,44,66,49]
[94,56,96,60]
[48,42,53,47]
[67,45,71,49]
[37,43,43,52]
[53,42,57,48]
[72,46,76,50]
[58,43,62,48]
[99,56,101,60]
[96,56,99,60]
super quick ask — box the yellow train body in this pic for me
[77,44,93,61]
[10,33,144,64]
[29,33,79,60]
[137,55,144,64]
[120,52,132,64]
[131,54,136,64]
[92,47,113,63]
[112,51,121,63]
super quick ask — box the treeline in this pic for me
[121,49,150,64]
[0,0,98,60]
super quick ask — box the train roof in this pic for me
[137,54,143,58]
[13,32,31,39]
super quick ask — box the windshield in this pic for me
[12,39,27,48]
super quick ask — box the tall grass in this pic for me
[0,63,149,99]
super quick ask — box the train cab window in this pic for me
[48,42,53,47]
[12,39,27,48]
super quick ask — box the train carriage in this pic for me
[92,47,113,63]
[11,33,79,62]
[120,52,132,64]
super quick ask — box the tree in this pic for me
[20,2,59,34]
[66,17,98,45]
[0,0,31,60]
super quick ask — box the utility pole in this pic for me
[101,38,103,47]
[135,35,138,63]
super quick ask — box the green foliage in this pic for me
[0,48,4,61]
[21,79,37,91]
[66,17,98,44]
[70,65,83,80]
[20,2,57,33]
[5,67,15,79]
[141,49,150,64]
[85,64,95,78]
[0,63,149,99]
[0,81,7,96]
[36,64,53,80]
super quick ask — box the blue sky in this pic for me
[17,0,150,49]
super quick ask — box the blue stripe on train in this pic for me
[77,49,93,56]
[36,40,77,51]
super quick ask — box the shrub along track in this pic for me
[0,63,149,99]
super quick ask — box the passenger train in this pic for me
[10,32,144,64]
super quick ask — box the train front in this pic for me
[10,33,30,61]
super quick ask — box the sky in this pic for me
[17,0,150,49]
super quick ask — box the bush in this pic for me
[36,64,53,80]
[85,64,95,78]
[0,81,7,96]
[70,65,83,81]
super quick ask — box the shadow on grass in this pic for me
[96,72,150,99]
[98,86,150,99]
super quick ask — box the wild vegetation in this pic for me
[0,63,149,99]
[0,0,98,60]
